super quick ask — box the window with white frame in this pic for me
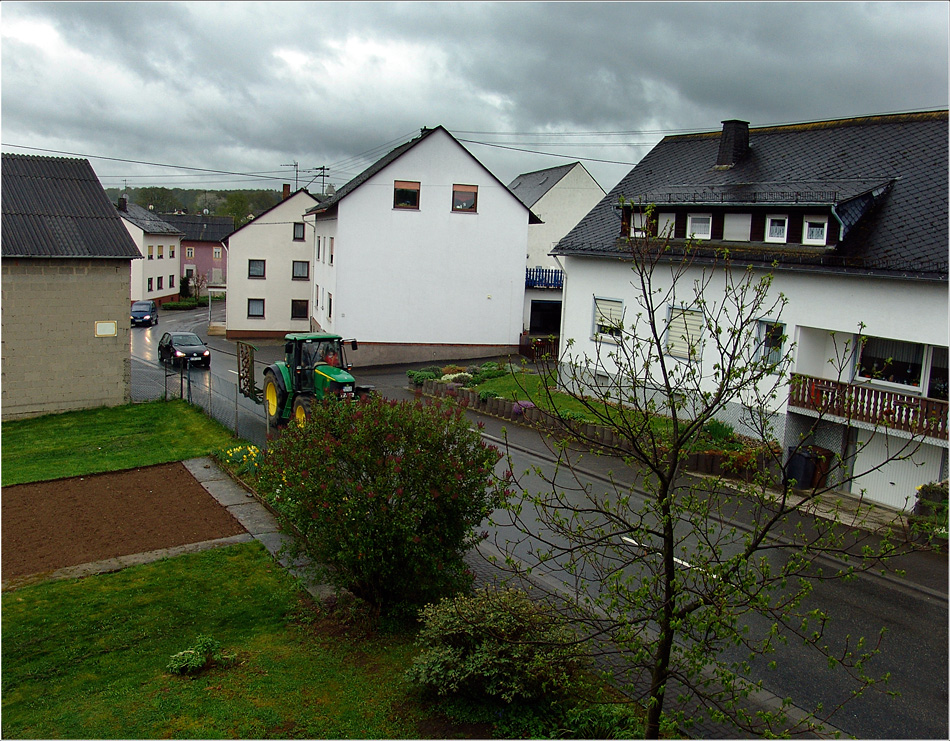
[186,246,194,258]
[666,306,703,360]
[293,222,305,240]
[757,320,786,367]
[765,215,787,243]
[687,213,712,240]
[802,215,829,246]
[593,297,624,339]
[329,237,334,266]
[631,211,647,238]
[169,275,175,288]
[247,298,265,318]
[157,276,163,290]
[213,246,222,259]
[723,213,752,241]
[316,236,321,261]
[158,245,164,259]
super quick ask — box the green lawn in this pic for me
[1,400,239,486]
[1,543,435,739]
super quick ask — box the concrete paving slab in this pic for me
[202,479,257,507]
[225,501,280,535]
[182,456,228,483]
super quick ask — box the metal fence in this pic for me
[131,356,268,448]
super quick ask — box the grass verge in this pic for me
[1,400,240,486]
[1,542,442,739]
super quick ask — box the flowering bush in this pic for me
[217,444,261,478]
[257,396,505,616]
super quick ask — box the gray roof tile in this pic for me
[555,112,949,280]
[2,154,142,260]
[117,201,184,236]
[159,213,235,242]
[508,162,579,208]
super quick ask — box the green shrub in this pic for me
[406,370,440,387]
[478,389,499,403]
[441,364,466,376]
[913,480,949,543]
[257,396,505,617]
[166,635,231,675]
[406,587,584,703]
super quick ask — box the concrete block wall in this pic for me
[1,258,133,420]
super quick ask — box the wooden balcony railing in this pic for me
[788,373,948,440]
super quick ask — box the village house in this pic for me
[116,196,183,305]
[553,111,948,510]
[509,162,605,348]
[1,154,142,419]
[301,125,535,365]
[160,212,234,289]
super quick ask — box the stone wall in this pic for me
[2,258,133,420]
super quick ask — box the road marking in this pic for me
[622,536,698,571]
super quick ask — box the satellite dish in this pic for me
[203,208,209,215]
[148,204,154,210]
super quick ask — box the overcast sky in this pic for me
[2,1,947,194]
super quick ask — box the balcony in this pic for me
[526,267,563,290]
[788,373,948,440]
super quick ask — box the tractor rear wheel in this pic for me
[263,371,285,427]
[292,395,313,425]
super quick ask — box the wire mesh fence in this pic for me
[131,357,268,449]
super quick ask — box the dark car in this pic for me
[158,332,211,368]
[131,300,158,327]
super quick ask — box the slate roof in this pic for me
[117,201,184,236]
[160,213,235,243]
[306,125,539,222]
[554,111,949,281]
[508,162,579,209]
[1,154,141,260]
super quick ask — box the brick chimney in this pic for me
[282,183,291,200]
[716,120,749,167]
[118,194,128,212]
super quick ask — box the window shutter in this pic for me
[666,307,703,359]
[594,298,624,336]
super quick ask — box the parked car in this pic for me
[158,332,211,368]
[131,300,158,327]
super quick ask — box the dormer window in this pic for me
[765,215,787,243]
[802,215,829,246]
[687,213,712,240]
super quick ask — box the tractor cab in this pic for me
[285,334,357,398]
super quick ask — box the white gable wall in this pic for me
[226,191,316,336]
[316,129,527,359]
[526,164,604,269]
[124,220,181,303]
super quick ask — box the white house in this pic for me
[509,162,605,339]
[554,112,949,511]
[117,197,182,305]
[224,189,320,338]
[305,125,535,365]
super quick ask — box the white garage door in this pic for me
[851,430,945,510]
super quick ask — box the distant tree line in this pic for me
[103,186,282,226]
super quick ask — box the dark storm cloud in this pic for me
[2,2,947,191]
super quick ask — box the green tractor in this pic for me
[262,333,374,426]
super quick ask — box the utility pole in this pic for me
[305,166,329,195]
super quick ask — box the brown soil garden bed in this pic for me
[2,462,246,580]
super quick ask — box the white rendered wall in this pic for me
[526,164,604,269]
[124,222,180,303]
[226,191,317,335]
[560,256,949,415]
[324,129,528,349]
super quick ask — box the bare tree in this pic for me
[486,204,934,737]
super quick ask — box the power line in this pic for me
[455,138,639,167]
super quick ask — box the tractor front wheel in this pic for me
[263,371,286,427]
[292,395,313,425]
